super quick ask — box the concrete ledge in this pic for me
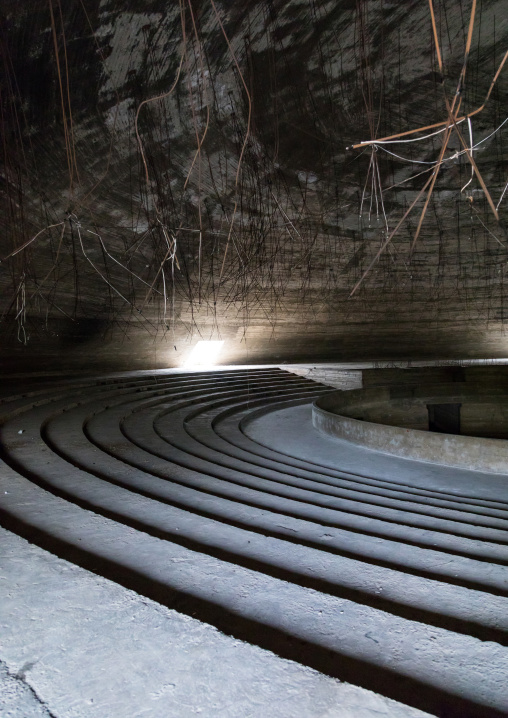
[313,391,508,475]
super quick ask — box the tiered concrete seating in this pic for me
[1,368,507,717]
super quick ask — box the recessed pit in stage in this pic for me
[313,382,508,474]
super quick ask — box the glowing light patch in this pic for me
[185,340,224,367]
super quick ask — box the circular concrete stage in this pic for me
[313,383,508,473]
[0,367,507,718]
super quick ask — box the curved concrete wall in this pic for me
[313,386,508,474]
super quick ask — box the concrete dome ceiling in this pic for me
[1,0,507,369]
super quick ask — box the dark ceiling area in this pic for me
[1,0,507,370]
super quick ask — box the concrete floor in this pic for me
[1,366,507,717]
[245,403,508,499]
[0,526,433,718]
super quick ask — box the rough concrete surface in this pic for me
[0,527,433,718]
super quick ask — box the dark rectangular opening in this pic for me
[427,403,461,434]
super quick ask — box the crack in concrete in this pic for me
[0,658,58,718]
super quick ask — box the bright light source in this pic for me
[185,340,224,367]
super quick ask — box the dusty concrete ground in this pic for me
[0,526,434,718]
